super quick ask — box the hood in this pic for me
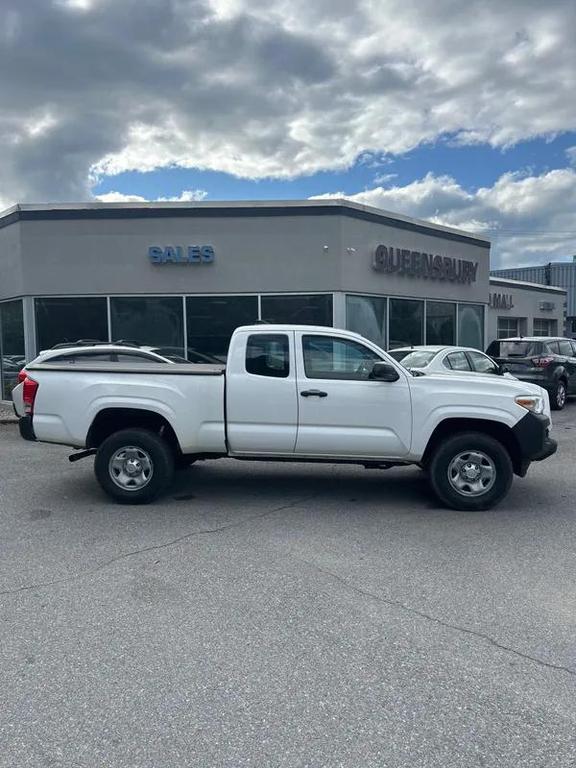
[413,371,551,420]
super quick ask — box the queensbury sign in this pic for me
[149,245,215,264]
[373,245,478,284]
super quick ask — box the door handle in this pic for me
[300,389,328,398]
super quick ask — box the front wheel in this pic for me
[94,428,175,504]
[550,380,567,411]
[429,432,513,511]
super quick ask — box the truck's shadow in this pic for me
[170,460,432,507]
[58,457,553,520]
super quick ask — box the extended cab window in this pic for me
[303,335,382,380]
[246,334,289,378]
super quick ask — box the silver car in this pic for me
[388,345,515,378]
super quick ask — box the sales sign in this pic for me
[149,245,215,264]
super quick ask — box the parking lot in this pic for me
[1,409,576,768]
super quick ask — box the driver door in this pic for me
[294,332,412,458]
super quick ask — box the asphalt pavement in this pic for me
[1,409,576,767]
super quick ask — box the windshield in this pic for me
[486,340,542,358]
[390,350,438,368]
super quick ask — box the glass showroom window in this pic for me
[533,318,557,337]
[346,295,386,348]
[497,317,519,339]
[186,295,258,361]
[110,297,184,352]
[1,300,25,400]
[426,302,456,345]
[35,297,108,351]
[260,294,333,327]
[458,304,484,349]
[389,299,424,349]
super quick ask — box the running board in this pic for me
[69,448,97,463]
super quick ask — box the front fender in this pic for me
[409,404,520,460]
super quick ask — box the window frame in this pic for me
[426,301,456,346]
[443,351,472,372]
[466,350,499,374]
[34,296,109,352]
[260,293,334,327]
[533,318,557,337]
[497,317,519,340]
[388,298,424,349]
[245,333,290,379]
[302,334,384,381]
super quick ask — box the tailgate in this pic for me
[492,356,537,376]
[487,340,544,376]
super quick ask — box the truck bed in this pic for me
[23,362,227,452]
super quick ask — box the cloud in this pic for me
[373,172,397,186]
[0,0,575,206]
[95,189,208,203]
[313,169,576,267]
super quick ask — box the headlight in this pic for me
[515,395,545,414]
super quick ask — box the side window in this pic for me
[558,340,573,357]
[571,341,576,357]
[445,351,472,371]
[302,335,382,380]
[546,341,560,354]
[467,351,498,374]
[246,334,289,378]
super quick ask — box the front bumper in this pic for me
[512,412,557,464]
[530,436,558,462]
[19,415,36,442]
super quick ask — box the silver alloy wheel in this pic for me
[108,446,153,491]
[557,382,567,408]
[447,450,496,497]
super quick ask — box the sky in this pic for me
[1,0,576,268]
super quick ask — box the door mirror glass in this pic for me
[370,362,400,382]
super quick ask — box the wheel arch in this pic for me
[87,407,181,455]
[421,417,523,475]
[554,369,568,384]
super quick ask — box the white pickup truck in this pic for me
[14,324,557,511]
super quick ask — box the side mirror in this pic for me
[370,362,400,382]
[498,364,510,375]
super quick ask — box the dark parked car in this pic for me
[486,336,576,410]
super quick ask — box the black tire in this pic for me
[175,455,197,471]
[429,431,513,511]
[550,379,567,411]
[94,428,174,504]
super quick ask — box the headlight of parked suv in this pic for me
[515,395,545,414]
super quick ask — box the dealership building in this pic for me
[492,260,576,339]
[0,200,566,398]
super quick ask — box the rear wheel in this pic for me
[94,428,174,504]
[429,432,513,511]
[551,379,567,411]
